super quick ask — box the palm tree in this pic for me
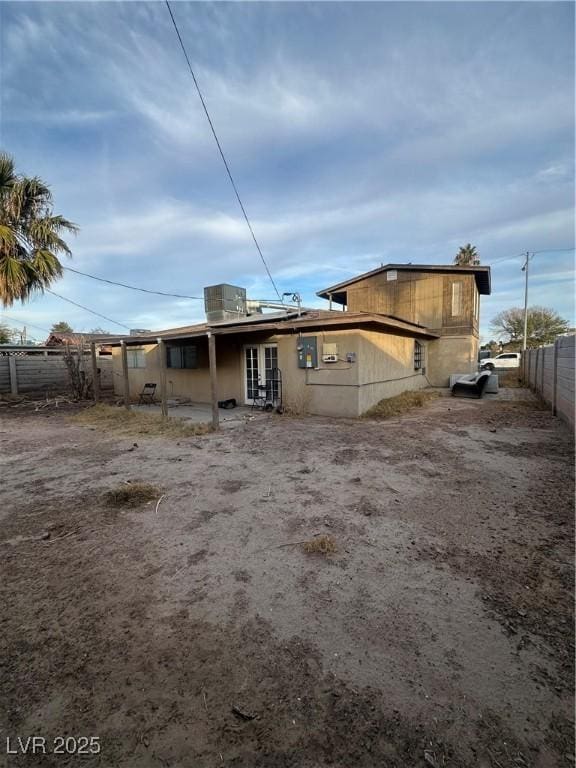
[454,243,480,266]
[0,152,78,306]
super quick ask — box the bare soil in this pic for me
[0,393,573,768]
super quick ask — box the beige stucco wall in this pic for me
[356,331,428,413]
[111,339,243,403]
[274,330,427,417]
[113,329,436,416]
[426,335,479,387]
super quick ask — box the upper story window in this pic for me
[387,270,398,281]
[167,344,198,369]
[451,282,463,316]
[127,348,145,368]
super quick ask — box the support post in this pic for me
[120,341,131,411]
[552,339,559,416]
[208,331,219,430]
[158,338,168,419]
[90,342,100,403]
[8,355,17,395]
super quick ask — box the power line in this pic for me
[45,289,132,331]
[164,0,282,302]
[0,313,52,334]
[64,266,204,300]
[531,248,575,254]
[488,247,575,266]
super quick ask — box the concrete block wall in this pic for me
[0,352,114,395]
[522,335,575,430]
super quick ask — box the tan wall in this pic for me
[275,330,427,417]
[356,331,427,413]
[112,338,244,403]
[113,329,432,416]
[346,271,479,337]
[426,335,478,387]
[275,330,362,417]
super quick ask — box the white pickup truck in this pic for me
[480,352,521,370]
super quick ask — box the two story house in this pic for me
[317,263,491,389]
[109,263,491,419]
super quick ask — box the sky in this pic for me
[0,0,574,343]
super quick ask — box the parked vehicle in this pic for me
[480,352,521,371]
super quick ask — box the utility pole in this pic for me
[521,251,531,352]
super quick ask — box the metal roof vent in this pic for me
[204,284,247,324]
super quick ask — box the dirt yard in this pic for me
[0,393,573,767]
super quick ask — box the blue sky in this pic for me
[1,1,574,342]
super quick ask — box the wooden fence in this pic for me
[522,335,575,430]
[0,352,113,395]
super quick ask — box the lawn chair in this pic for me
[451,371,491,399]
[138,383,157,405]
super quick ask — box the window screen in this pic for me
[167,344,198,369]
[127,348,145,368]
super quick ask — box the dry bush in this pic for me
[104,482,161,507]
[72,403,212,438]
[363,390,438,420]
[302,535,337,554]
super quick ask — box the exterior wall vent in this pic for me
[204,284,247,324]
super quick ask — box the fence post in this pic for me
[157,338,168,419]
[90,342,100,403]
[552,339,559,416]
[120,341,131,411]
[8,355,18,395]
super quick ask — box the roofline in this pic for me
[106,311,439,345]
[317,263,491,301]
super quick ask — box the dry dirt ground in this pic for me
[0,394,574,768]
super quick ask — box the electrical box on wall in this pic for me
[346,352,357,363]
[322,342,338,363]
[297,336,318,368]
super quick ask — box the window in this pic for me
[387,270,397,281]
[127,348,145,368]
[167,344,198,369]
[451,282,463,316]
[414,340,423,370]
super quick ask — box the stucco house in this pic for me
[108,263,490,419]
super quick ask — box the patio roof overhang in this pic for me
[107,311,438,345]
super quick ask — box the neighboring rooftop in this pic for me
[317,263,492,305]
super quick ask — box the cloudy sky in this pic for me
[1,1,574,342]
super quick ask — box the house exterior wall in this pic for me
[275,330,426,417]
[111,339,243,403]
[344,270,480,385]
[112,328,428,417]
[426,335,479,387]
[345,271,478,334]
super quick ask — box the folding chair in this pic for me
[138,383,157,405]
